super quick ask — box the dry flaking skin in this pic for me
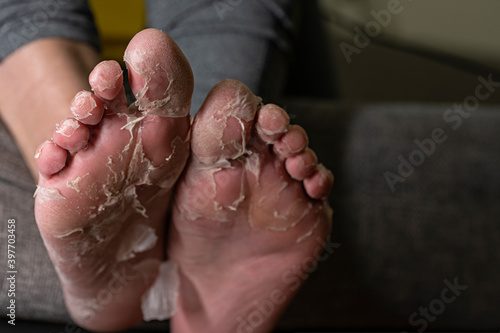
[89,70,122,94]
[66,173,90,193]
[56,118,81,137]
[84,124,182,257]
[124,48,188,118]
[174,90,327,243]
[34,186,67,202]
[141,261,180,321]
[34,106,189,322]
[116,224,158,262]
[34,91,189,270]
[173,77,335,246]
[71,91,97,121]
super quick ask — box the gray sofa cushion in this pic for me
[279,101,500,331]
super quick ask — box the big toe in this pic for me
[190,79,262,165]
[124,28,194,117]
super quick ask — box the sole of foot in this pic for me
[169,79,334,332]
[34,29,193,331]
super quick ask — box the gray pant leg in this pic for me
[145,0,297,115]
[0,0,98,324]
[0,121,70,323]
[0,0,99,61]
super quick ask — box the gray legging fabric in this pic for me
[0,0,295,325]
[146,0,296,114]
[0,0,100,60]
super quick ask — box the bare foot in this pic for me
[34,29,193,331]
[170,80,334,332]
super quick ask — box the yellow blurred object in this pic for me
[88,0,146,62]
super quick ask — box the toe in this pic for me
[89,60,128,114]
[303,164,334,200]
[256,104,289,144]
[89,60,124,101]
[273,125,309,158]
[52,118,90,153]
[191,79,261,165]
[35,140,67,177]
[124,28,193,117]
[285,148,318,181]
[70,91,104,125]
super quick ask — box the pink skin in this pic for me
[34,29,192,331]
[170,80,333,333]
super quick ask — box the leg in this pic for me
[0,0,100,179]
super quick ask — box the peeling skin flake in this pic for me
[34,141,49,159]
[55,119,80,137]
[71,93,97,120]
[146,79,172,112]
[141,261,179,321]
[120,113,145,152]
[99,71,122,92]
[296,203,332,243]
[55,228,84,239]
[116,224,158,262]
[244,152,261,179]
[66,173,90,193]
[225,168,246,211]
[124,49,185,117]
[33,186,66,201]
[219,85,260,123]
[267,201,313,231]
[296,219,319,243]
[229,116,249,160]
[121,114,145,132]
